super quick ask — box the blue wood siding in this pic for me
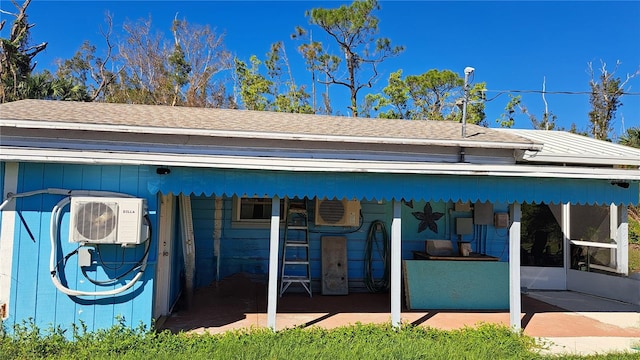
[4,161,634,332]
[190,197,511,291]
[6,163,158,332]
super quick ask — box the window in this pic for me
[232,196,286,228]
[569,204,616,273]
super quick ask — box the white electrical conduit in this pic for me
[1,188,149,297]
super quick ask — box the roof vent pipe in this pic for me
[461,66,475,138]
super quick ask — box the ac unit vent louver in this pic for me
[315,198,361,226]
[69,197,147,245]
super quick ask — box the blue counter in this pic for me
[403,260,509,310]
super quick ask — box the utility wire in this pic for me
[483,89,640,102]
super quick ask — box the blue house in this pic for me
[0,99,638,332]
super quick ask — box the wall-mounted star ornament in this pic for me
[412,203,444,234]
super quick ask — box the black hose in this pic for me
[364,220,390,293]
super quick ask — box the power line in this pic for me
[482,89,640,102]
[486,89,640,95]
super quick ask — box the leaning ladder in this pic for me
[279,200,312,297]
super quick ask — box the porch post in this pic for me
[267,196,281,330]
[508,202,522,331]
[0,163,19,320]
[615,205,629,275]
[154,193,175,318]
[391,199,402,328]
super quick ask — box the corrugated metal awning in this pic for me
[499,129,640,167]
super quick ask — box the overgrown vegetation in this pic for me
[629,244,640,274]
[2,319,639,359]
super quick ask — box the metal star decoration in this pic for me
[412,203,444,234]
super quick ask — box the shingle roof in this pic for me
[0,99,537,149]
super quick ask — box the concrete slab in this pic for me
[527,290,640,329]
[161,276,640,356]
[540,337,640,356]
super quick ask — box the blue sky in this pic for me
[7,1,640,137]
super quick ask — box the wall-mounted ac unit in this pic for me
[69,197,147,246]
[315,198,361,226]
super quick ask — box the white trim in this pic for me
[0,162,18,319]
[569,240,617,249]
[2,119,542,151]
[616,206,628,275]
[562,203,570,289]
[391,200,402,328]
[267,197,280,330]
[509,202,522,331]
[2,147,640,180]
[154,193,175,318]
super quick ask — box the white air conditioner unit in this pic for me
[69,197,148,246]
[315,198,361,226]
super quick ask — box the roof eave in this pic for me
[2,147,639,181]
[0,119,543,151]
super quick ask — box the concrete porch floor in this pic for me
[160,274,640,342]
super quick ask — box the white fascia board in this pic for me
[2,147,639,180]
[0,119,543,151]
[522,150,640,167]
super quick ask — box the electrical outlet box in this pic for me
[494,213,509,228]
[474,201,494,225]
[456,218,473,235]
[78,247,92,268]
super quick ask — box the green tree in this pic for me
[0,0,47,102]
[234,55,273,111]
[235,43,313,113]
[619,127,640,245]
[366,69,486,123]
[588,61,639,140]
[619,127,640,148]
[299,0,403,117]
[497,94,557,130]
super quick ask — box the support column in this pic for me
[154,193,175,318]
[508,202,522,331]
[0,163,19,320]
[562,203,571,285]
[391,199,402,328]
[267,196,281,330]
[616,205,629,275]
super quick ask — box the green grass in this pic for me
[1,318,638,360]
